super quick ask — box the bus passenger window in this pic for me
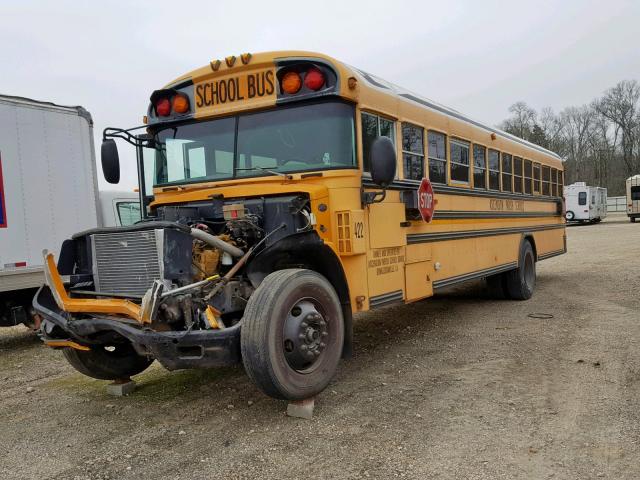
[488,149,500,190]
[473,145,486,189]
[402,123,424,180]
[524,160,533,195]
[578,191,587,205]
[551,168,558,196]
[427,131,447,184]
[501,153,513,192]
[542,166,551,196]
[514,157,523,193]
[362,112,396,173]
[450,139,470,183]
[533,163,541,193]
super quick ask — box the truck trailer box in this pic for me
[0,95,100,326]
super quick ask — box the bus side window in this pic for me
[362,112,396,173]
[473,145,486,189]
[402,123,424,180]
[450,138,470,184]
[542,165,551,196]
[501,153,513,192]
[578,191,587,205]
[524,160,533,195]
[514,157,523,194]
[488,149,500,190]
[551,168,558,197]
[427,131,447,184]
[533,163,541,194]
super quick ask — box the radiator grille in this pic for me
[91,229,162,297]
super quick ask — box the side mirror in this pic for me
[369,136,396,188]
[101,139,120,184]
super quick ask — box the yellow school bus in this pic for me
[34,51,565,400]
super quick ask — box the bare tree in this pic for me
[594,80,640,175]
[500,101,537,140]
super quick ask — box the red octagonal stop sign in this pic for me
[418,178,435,223]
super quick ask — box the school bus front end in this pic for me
[33,52,374,400]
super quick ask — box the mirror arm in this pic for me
[103,126,151,148]
[361,188,387,206]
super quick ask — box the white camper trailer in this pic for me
[0,95,100,327]
[627,175,640,222]
[564,182,607,223]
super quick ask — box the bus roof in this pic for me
[165,50,563,162]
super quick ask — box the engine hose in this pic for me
[189,228,244,257]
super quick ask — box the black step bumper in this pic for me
[32,286,242,370]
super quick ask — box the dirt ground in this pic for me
[1,213,639,480]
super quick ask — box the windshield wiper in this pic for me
[236,166,293,180]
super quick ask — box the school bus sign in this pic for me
[418,177,435,223]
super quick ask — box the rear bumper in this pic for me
[33,286,242,369]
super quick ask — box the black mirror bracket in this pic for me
[103,126,152,148]
[361,188,387,206]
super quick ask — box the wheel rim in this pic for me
[282,298,329,374]
[566,212,574,220]
[524,252,535,288]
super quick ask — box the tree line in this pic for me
[498,80,640,196]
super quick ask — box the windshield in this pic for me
[149,101,355,186]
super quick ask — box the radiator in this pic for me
[91,229,164,297]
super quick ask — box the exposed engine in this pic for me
[65,194,314,334]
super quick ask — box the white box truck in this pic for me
[0,95,101,327]
[626,175,640,222]
[563,182,607,223]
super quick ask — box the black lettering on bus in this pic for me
[235,77,244,100]
[218,79,227,103]
[228,78,236,102]
[195,84,204,107]
[265,70,274,95]
[247,74,256,98]
[256,72,265,97]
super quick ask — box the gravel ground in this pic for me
[1,213,638,480]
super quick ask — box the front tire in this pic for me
[241,269,344,400]
[505,240,536,300]
[63,343,153,380]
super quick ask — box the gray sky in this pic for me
[2,0,638,190]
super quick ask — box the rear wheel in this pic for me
[241,269,344,400]
[63,343,153,380]
[505,240,536,300]
[631,217,636,223]
[565,211,575,221]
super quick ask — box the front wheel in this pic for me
[63,343,153,380]
[505,240,536,300]
[241,269,344,400]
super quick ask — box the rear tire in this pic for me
[631,217,636,223]
[63,343,153,380]
[565,211,575,221]
[241,269,344,400]
[505,240,536,300]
